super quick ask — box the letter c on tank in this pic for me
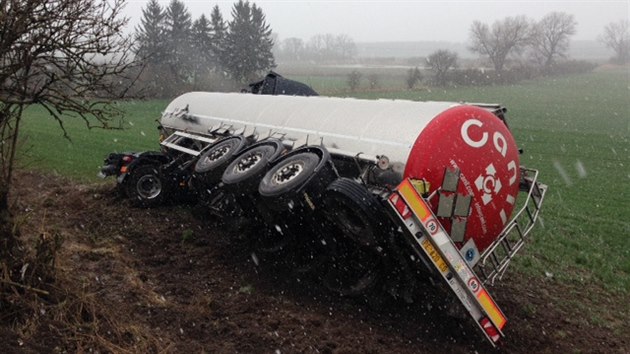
[461,119,488,148]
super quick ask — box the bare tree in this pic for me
[530,12,577,69]
[427,50,458,86]
[281,37,305,62]
[306,34,326,61]
[306,33,357,63]
[600,20,630,64]
[335,34,357,61]
[0,0,136,285]
[469,16,531,72]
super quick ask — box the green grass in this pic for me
[18,100,168,181]
[289,73,409,94]
[277,63,415,93]
[16,67,630,294]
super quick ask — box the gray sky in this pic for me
[125,0,629,42]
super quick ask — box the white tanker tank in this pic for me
[160,92,522,253]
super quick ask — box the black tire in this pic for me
[323,178,385,248]
[125,164,167,207]
[194,137,246,174]
[259,152,320,197]
[320,178,388,296]
[222,144,279,186]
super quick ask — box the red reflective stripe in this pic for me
[480,318,501,343]
[390,192,412,219]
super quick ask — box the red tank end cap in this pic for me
[404,105,520,252]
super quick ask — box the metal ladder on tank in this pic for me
[474,167,547,285]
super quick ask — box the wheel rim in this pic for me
[205,144,230,163]
[136,174,162,199]
[272,161,304,185]
[235,151,263,173]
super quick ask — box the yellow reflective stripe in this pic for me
[398,179,430,221]
[478,289,507,330]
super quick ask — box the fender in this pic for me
[117,151,172,184]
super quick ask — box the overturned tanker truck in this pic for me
[101,81,546,346]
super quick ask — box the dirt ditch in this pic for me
[2,171,627,353]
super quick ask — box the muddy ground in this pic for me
[1,171,627,353]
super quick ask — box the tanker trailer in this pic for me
[157,93,546,345]
[103,92,547,346]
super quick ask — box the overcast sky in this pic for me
[125,0,629,42]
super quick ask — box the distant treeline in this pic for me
[274,34,357,64]
[129,1,627,96]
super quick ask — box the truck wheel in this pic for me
[222,143,280,186]
[323,178,385,248]
[126,165,167,207]
[195,136,247,175]
[259,152,319,196]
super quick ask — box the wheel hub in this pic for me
[207,145,230,162]
[136,175,162,199]
[236,152,262,173]
[273,162,304,185]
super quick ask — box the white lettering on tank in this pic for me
[507,160,517,186]
[461,119,488,148]
[493,132,507,157]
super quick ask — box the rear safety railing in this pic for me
[475,167,547,285]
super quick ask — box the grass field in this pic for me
[18,100,168,181]
[17,67,630,297]
[276,62,414,93]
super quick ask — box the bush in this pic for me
[448,65,541,86]
[367,73,380,89]
[448,60,596,87]
[448,68,493,86]
[347,70,362,91]
[498,65,541,84]
[545,60,597,76]
[405,67,423,89]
